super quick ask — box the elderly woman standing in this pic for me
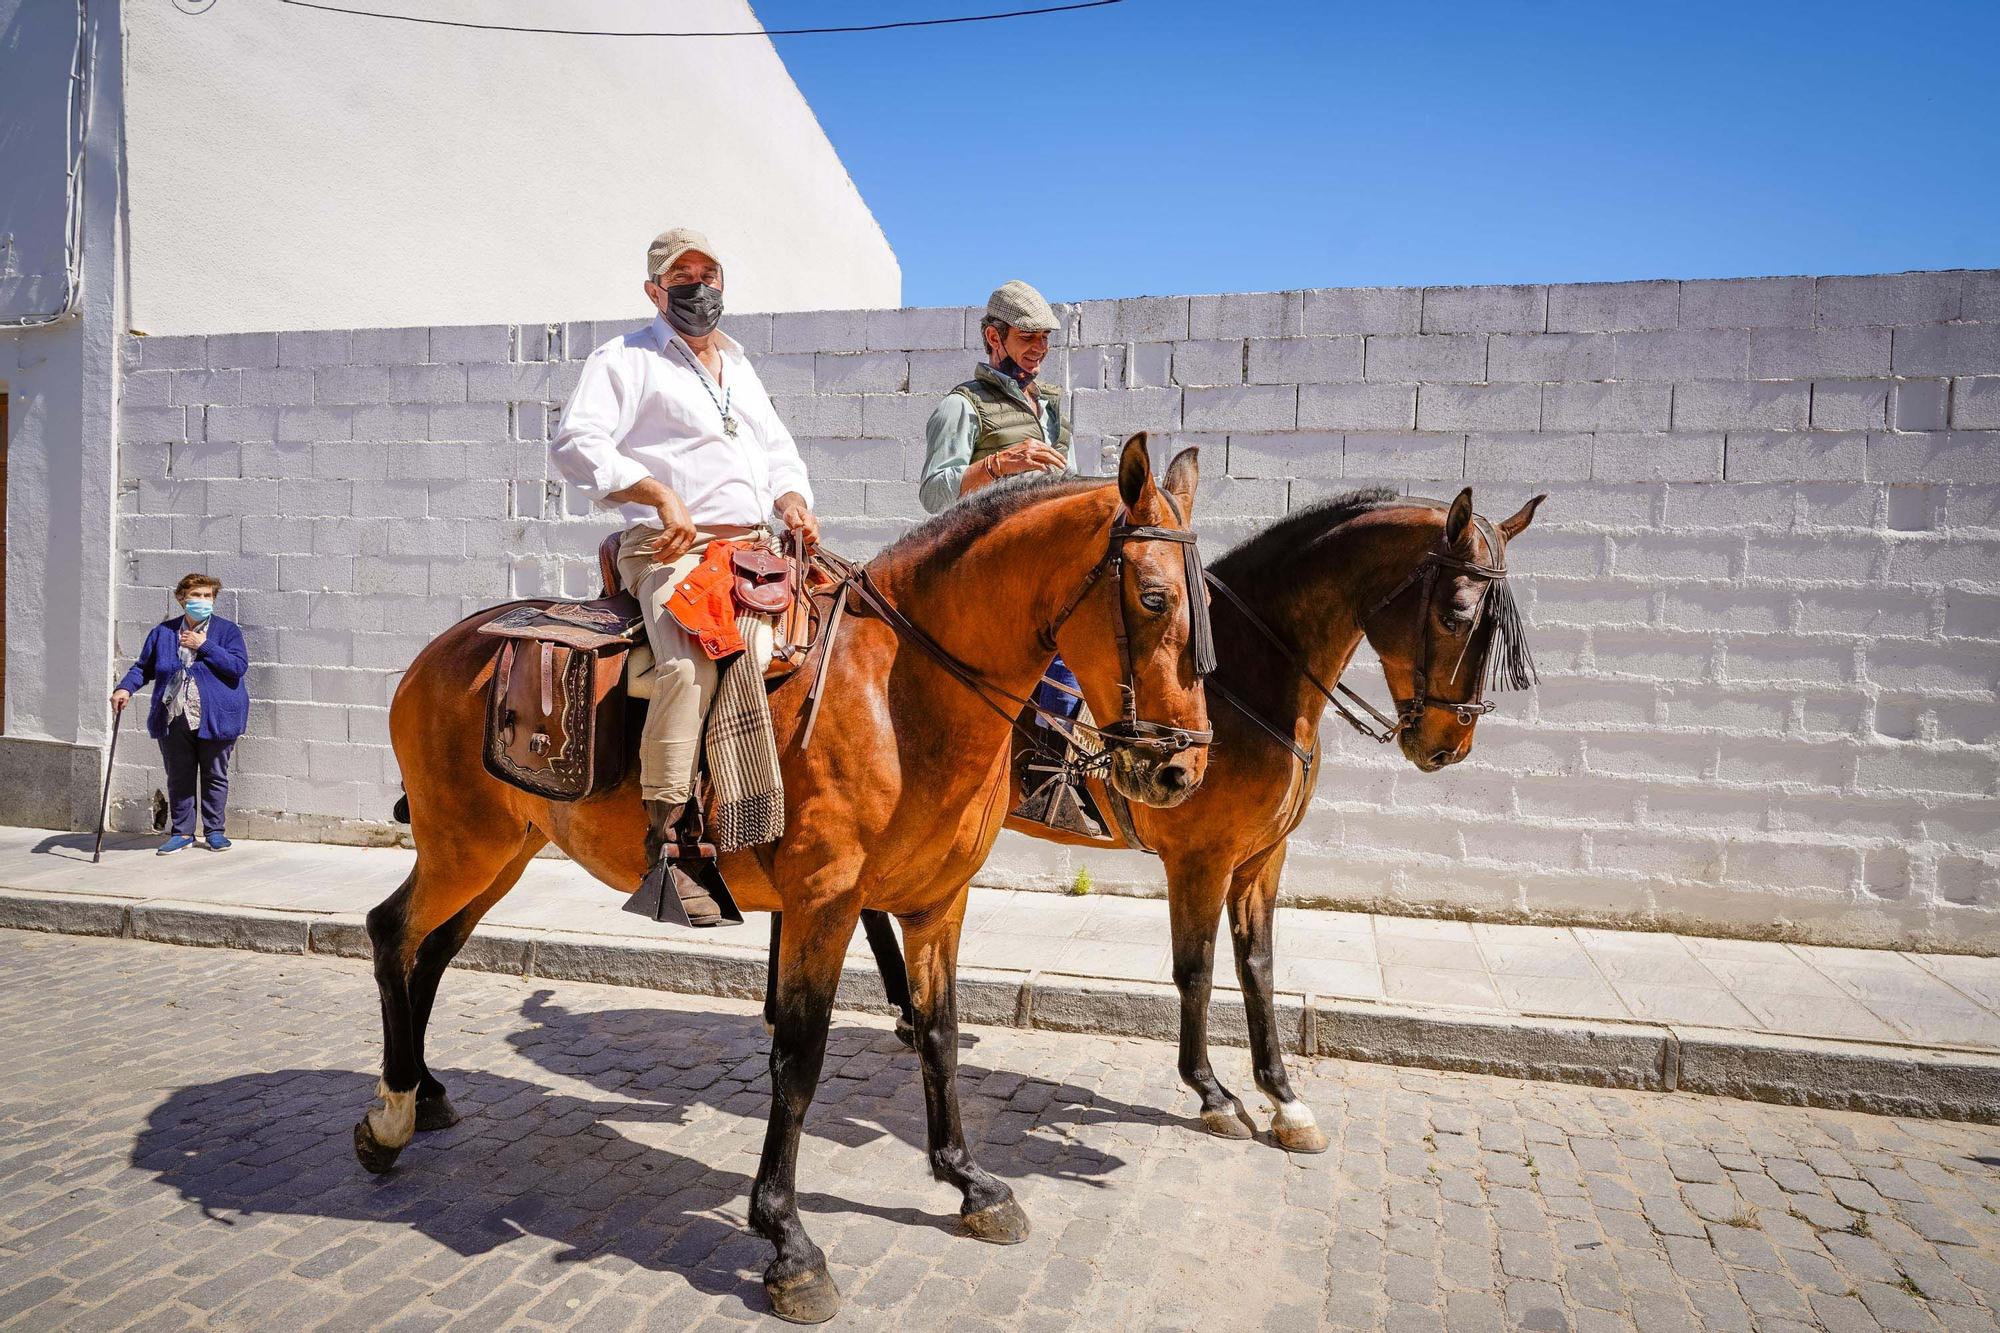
[111,573,250,854]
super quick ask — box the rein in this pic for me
[801,505,1215,765]
[1202,512,1530,763]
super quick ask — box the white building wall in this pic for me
[0,0,126,821]
[108,274,2000,952]
[121,0,899,334]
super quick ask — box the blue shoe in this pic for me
[204,832,232,852]
[157,835,196,856]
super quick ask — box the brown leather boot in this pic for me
[636,798,725,927]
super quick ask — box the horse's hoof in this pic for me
[894,1015,916,1049]
[961,1196,1031,1245]
[353,1118,403,1174]
[414,1093,460,1132]
[763,1017,775,1038]
[1201,1105,1256,1140]
[1271,1101,1327,1154]
[765,1262,841,1324]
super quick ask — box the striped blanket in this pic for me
[703,612,784,852]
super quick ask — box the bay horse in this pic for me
[815,486,1543,1154]
[356,434,1211,1323]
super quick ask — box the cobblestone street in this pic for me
[1,932,1997,1332]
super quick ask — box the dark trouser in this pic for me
[1034,655,1084,727]
[159,719,234,836]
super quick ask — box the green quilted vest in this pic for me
[952,364,1073,469]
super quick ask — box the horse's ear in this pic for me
[1162,447,1199,519]
[1499,493,1546,540]
[1117,432,1154,509]
[1445,487,1475,549]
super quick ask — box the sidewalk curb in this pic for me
[5,886,1995,1124]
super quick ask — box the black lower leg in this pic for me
[911,966,1019,1232]
[406,899,483,1120]
[1170,924,1237,1124]
[763,913,781,1031]
[1230,892,1298,1110]
[860,910,916,1041]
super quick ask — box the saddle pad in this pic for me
[478,594,645,653]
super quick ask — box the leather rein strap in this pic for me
[800,509,1214,761]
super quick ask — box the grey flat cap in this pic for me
[985,279,1060,333]
[647,227,722,279]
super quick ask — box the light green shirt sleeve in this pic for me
[919,393,980,515]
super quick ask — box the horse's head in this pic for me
[1055,434,1213,807]
[1362,488,1543,772]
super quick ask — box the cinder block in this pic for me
[1246,336,1362,385]
[1952,377,2000,429]
[1746,533,1882,582]
[206,331,279,369]
[1343,433,1464,481]
[1673,381,1809,431]
[771,309,868,354]
[907,349,973,393]
[346,327,430,364]
[351,403,429,441]
[1465,432,1590,480]
[1543,382,1672,432]
[1892,323,2000,377]
[747,352,814,396]
[1815,272,1962,327]
[1679,276,1814,329]
[1364,334,1484,382]
[771,393,863,437]
[797,437,903,481]
[1593,433,1722,481]
[201,405,278,442]
[1223,432,1342,480]
[1612,534,1735,580]
[814,352,908,394]
[427,324,512,362]
[1415,383,1538,432]
[1069,387,1181,436]
[237,367,315,407]
[1421,284,1546,333]
[317,363,467,406]
[1724,431,1867,481]
[864,306,964,351]
[122,370,172,409]
[858,393,933,440]
[1591,630,1714,682]
[465,361,579,402]
[130,334,207,370]
[1171,339,1244,386]
[168,369,241,407]
[277,554,356,593]
[1809,380,1889,431]
[1190,291,1298,339]
[1866,641,1997,693]
[1110,296,1190,342]
[1660,584,1789,632]
[427,402,509,443]
[1182,385,1297,432]
[1546,280,1679,333]
[1964,270,2000,320]
[277,329,351,367]
[1890,379,1950,432]
[1298,382,1416,432]
[1855,746,1994,797]
[273,407,354,444]
[1867,431,2000,483]
[718,312,772,353]
[1747,326,1891,379]
[1303,286,1421,335]
[120,405,191,444]
[1486,332,1612,382]
[1612,329,1750,381]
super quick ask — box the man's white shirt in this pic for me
[551,315,813,528]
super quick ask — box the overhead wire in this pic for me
[275,0,1123,38]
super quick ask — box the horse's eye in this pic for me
[1140,590,1169,614]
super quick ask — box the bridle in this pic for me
[802,494,1215,766]
[1201,512,1520,766]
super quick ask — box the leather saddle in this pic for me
[477,533,823,804]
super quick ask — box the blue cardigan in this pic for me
[117,616,251,742]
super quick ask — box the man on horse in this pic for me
[919,280,1101,836]
[551,227,818,926]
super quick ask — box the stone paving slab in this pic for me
[2,824,1997,1122]
[2,932,1999,1332]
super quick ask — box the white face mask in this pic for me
[182,597,214,624]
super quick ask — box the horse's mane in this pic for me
[879,472,1109,572]
[1210,487,1404,579]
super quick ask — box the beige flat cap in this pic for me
[985,279,1059,333]
[647,227,722,279]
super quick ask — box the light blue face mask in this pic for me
[182,597,214,624]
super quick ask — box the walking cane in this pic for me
[92,703,126,864]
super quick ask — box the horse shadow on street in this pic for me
[131,999,1179,1317]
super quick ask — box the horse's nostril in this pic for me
[1161,765,1190,791]
[1430,750,1454,767]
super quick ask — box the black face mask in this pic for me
[995,354,1036,388]
[663,281,724,338]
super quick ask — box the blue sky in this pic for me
[754,0,2000,306]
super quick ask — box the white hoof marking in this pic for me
[1270,1100,1318,1133]
[367,1079,417,1149]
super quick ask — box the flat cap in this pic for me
[647,227,722,279]
[985,279,1059,334]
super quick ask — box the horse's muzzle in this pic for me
[1108,744,1204,808]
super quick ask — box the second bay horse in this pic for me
[354,435,1211,1322]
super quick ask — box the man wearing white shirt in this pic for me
[551,228,817,923]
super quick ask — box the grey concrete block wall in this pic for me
[112,271,2000,951]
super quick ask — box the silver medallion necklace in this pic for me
[671,339,737,437]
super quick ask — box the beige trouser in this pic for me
[617,522,778,805]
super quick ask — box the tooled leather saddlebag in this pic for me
[478,595,645,801]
